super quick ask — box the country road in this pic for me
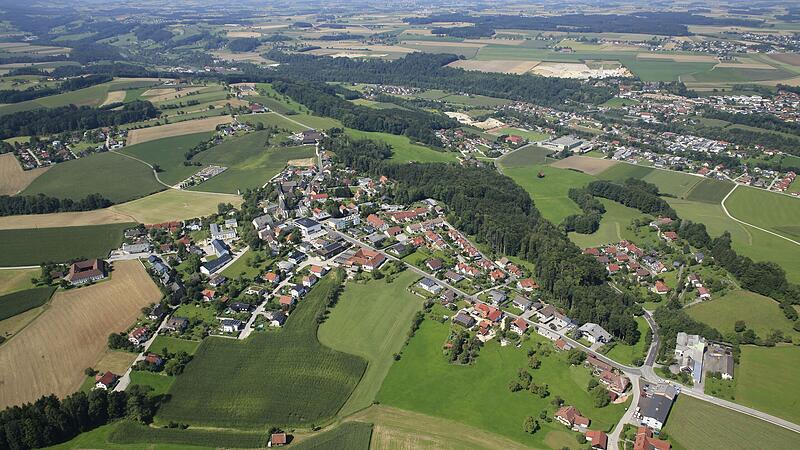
[720,183,800,247]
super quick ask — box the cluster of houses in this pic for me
[583,239,672,295]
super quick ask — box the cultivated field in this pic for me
[685,178,735,203]
[126,115,233,145]
[0,260,160,408]
[100,90,126,106]
[157,273,367,428]
[447,59,540,74]
[291,422,372,450]
[318,271,425,417]
[664,394,798,450]
[0,222,133,266]
[0,286,56,321]
[0,153,48,195]
[0,268,37,295]
[551,155,619,175]
[0,208,133,230]
[141,86,205,103]
[111,189,243,224]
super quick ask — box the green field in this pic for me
[599,164,731,200]
[499,145,553,167]
[344,129,460,164]
[23,151,164,203]
[129,371,175,396]
[50,422,214,450]
[732,345,800,425]
[0,223,134,266]
[318,271,426,417]
[596,163,654,182]
[602,317,649,366]
[220,249,270,279]
[123,132,214,185]
[686,289,799,339]
[149,336,201,355]
[685,178,734,204]
[569,198,647,249]
[725,186,800,240]
[189,130,315,194]
[377,310,627,447]
[109,420,266,449]
[244,112,342,133]
[157,272,367,428]
[292,422,373,450]
[664,394,798,450]
[440,93,511,108]
[494,128,550,142]
[601,97,641,108]
[0,286,56,321]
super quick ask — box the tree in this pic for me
[734,320,746,333]
[591,386,610,407]
[523,416,540,434]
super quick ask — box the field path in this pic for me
[109,149,175,189]
[721,184,800,247]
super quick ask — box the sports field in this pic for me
[344,129,460,164]
[377,311,627,447]
[0,222,133,266]
[189,131,316,194]
[0,260,160,409]
[733,345,800,425]
[126,115,232,146]
[22,151,164,203]
[0,153,48,195]
[664,393,798,450]
[122,132,215,185]
[157,272,367,428]
[569,198,645,249]
[725,186,800,240]
[686,289,799,340]
[0,286,56,321]
[318,271,426,417]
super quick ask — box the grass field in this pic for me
[318,271,426,417]
[0,268,37,295]
[245,112,343,132]
[0,222,133,266]
[0,260,160,409]
[157,272,367,429]
[108,420,266,449]
[725,186,800,240]
[220,248,270,279]
[664,394,798,450]
[603,317,649,366]
[126,116,232,146]
[0,286,56,321]
[189,131,315,194]
[550,155,618,175]
[377,310,627,448]
[122,132,214,185]
[732,345,800,425]
[22,151,164,203]
[51,422,215,450]
[596,163,654,183]
[686,289,799,339]
[149,335,201,355]
[129,371,175,396]
[569,198,646,249]
[344,129,460,164]
[499,145,553,167]
[685,178,735,203]
[292,422,372,450]
[110,189,243,224]
[0,153,48,195]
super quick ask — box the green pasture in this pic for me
[725,186,800,240]
[123,132,214,185]
[344,129,459,164]
[686,289,799,340]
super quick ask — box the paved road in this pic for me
[114,313,171,392]
[608,374,640,450]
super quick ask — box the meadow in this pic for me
[499,145,554,167]
[0,261,160,409]
[732,345,800,425]
[568,198,645,249]
[602,316,650,366]
[189,131,316,194]
[664,394,799,450]
[110,189,243,224]
[344,129,460,164]
[377,309,627,448]
[0,286,56,321]
[108,420,266,449]
[0,222,133,266]
[685,178,735,204]
[149,335,201,355]
[128,371,175,396]
[156,272,367,429]
[318,271,426,417]
[122,131,215,185]
[125,116,231,146]
[725,186,800,240]
[686,289,799,340]
[22,151,163,203]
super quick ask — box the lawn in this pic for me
[569,198,647,249]
[344,129,459,164]
[725,186,800,240]
[156,272,367,429]
[149,335,201,355]
[732,345,800,425]
[0,286,56,321]
[172,304,217,324]
[129,371,175,396]
[664,394,799,450]
[292,422,372,450]
[22,151,164,203]
[603,316,649,366]
[189,130,315,194]
[377,310,627,448]
[220,249,271,279]
[502,163,595,223]
[318,270,426,417]
[0,223,134,266]
[122,132,215,185]
[686,289,799,339]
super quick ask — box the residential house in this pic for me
[128,327,150,346]
[633,427,670,450]
[210,223,237,240]
[652,280,669,295]
[148,304,168,321]
[487,289,506,306]
[511,317,529,335]
[346,247,386,272]
[266,310,287,327]
[426,259,443,271]
[279,295,295,309]
[517,278,539,292]
[252,214,273,230]
[586,355,613,373]
[555,405,590,429]
[263,272,280,285]
[697,286,711,300]
[443,270,464,283]
[453,311,475,328]
[475,303,503,322]
[290,284,308,298]
[95,372,119,390]
[578,323,613,345]
[295,218,322,237]
[164,317,189,332]
[366,214,388,231]
[417,278,442,295]
[302,274,318,287]
[229,302,252,313]
[585,430,608,450]
[512,296,532,311]
[661,231,678,242]
[220,319,242,333]
[599,370,630,394]
[65,259,107,285]
[309,265,328,277]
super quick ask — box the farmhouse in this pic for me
[346,247,386,272]
[270,432,289,447]
[94,372,119,390]
[65,259,107,285]
[578,323,613,345]
[704,342,734,380]
[555,405,590,429]
[585,430,608,450]
[599,370,630,394]
[637,383,677,431]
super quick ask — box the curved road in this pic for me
[721,184,800,247]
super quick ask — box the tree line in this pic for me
[562,187,605,234]
[702,109,800,137]
[0,101,159,139]
[0,75,112,104]
[0,387,159,449]
[0,194,113,217]
[325,131,641,344]
[272,80,457,147]
[586,179,677,218]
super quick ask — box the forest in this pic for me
[267,51,614,107]
[0,101,159,139]
[325,131,642,344]
[562,187,605,234]
[586,179,677,218]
